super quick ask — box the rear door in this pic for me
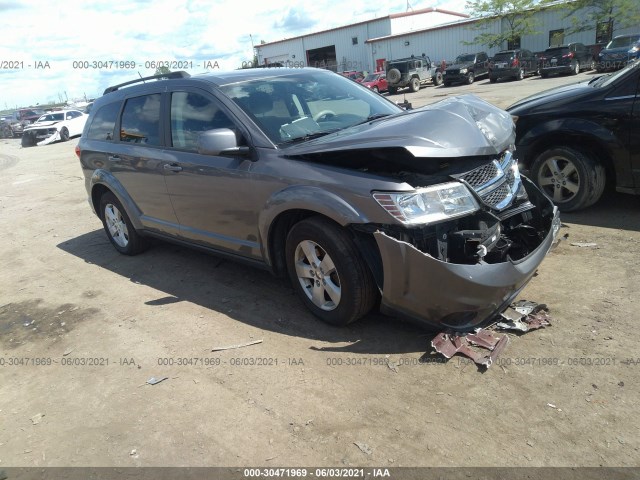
[107,92,180,236]
[476,53,489,76]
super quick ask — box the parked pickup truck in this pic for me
[386,55,443,94]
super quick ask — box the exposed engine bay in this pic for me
[355,151,556,266]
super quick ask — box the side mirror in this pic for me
[197,128,250,157]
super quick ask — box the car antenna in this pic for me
[138,72,146,83]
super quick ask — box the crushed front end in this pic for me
[22,126,61,147]
[366,150,560,332]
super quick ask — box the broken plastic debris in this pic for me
[146,376,168,385]
[211,339,263,352]
[30,413,44,425]
[570,242,598,248]
[354,442,373,455]
[496,302,551,332]
[431,329,509,368]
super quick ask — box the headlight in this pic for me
[373,182,479,225]
[460,68,468,74]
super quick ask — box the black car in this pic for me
[507,60,640,211]
[539,43,594,77]
[489,49,538,82]
[443,52,489,86]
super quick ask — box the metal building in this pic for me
[256,2,638,73]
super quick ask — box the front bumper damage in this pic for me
[373,177,561,332]
[21,127,61,147]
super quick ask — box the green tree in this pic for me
[154,66,171,76]
[464,0,541,49]
[541,0,640,37]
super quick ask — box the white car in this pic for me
[22,109,88,147]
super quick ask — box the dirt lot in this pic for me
[1,71,639,470]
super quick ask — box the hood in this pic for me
[507,80,594,112]
[362,81,378,88]
[24,121,60,129]
[284,94,515,159]
[601,46,636,55]
[446,61,474,71]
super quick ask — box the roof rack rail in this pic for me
[103,71,191,95]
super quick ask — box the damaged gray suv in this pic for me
[78,68,560,332]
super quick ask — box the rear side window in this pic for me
[170,92,235,152]
[120,94,161,145]
[86,102,120,141]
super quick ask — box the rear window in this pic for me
[86,102,120,141]
[544,47,569,56]
[120,94,161,145]
[493,52,515,61]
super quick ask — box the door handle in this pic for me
[108,155,121,162]
[163,163,183,172]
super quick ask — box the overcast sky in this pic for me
[0,0,468,108]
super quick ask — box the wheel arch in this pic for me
[90,170,144,230]
[518,123,620,188]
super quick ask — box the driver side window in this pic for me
[171,92,236,152]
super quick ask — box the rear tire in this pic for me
[530,147,605,212]
[433,71,443,86]
[571,61,579,75]
[99,192,150,255]
[285,217,377,326]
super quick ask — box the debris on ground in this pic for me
[30,413,44,425]
[431,329,509,368]
[570,242,598,248]
[211,339,263,352]
[386,359,399,373]
[431,300,552,367]
[354,442,373,455]
[146,376,168,385]
[496,302,552,332]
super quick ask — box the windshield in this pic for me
[456,54,476,63]
[36,113,64,122]
[363,73,379,82]
[606,36,638,49]
[220,70,400,145]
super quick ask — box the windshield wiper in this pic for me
[280,129,340,145]
[352,113,393,127]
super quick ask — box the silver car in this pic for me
[77,68,560,331]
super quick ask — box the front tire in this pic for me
[433,71,443,86]
[285,217,377,326]
[530,147,605,212]
[60,127,69,142]
[466,71,475,85]
[409,77,420,92]
[99,192,149,255]
[388,86,398,95]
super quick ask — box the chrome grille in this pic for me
[460,162,500,188]
[458,151,523,211]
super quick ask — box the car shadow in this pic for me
[57,230,435,356]
[560,191,640,231]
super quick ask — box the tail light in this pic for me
[75,145,81,158]
[562,52,574,59]
[511,57,520,67]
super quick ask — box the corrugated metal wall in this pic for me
[389,12,468,35]
[257,18,390,73]
[256,5,640,73]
